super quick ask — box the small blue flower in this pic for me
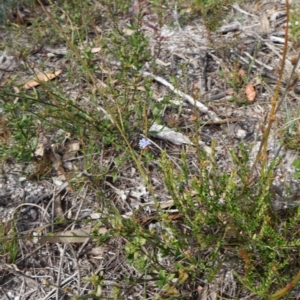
[139,138,151,149]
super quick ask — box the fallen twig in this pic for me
[142,71,221,122]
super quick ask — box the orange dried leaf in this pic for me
[24,70,62,89]
[245,83,256,102]
[290,55,298,66]
[190,114,197,121]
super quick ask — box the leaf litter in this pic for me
[0,0,300,299]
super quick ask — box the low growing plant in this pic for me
[0,0,300,299]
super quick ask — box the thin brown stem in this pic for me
[245,0,290,187]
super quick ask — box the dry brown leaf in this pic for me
[62,140,80,161]
[227,88,234,95]
[261,13,271,35]
[39,226,108,244]
[190,114,197,121]
[54,194,64,219]
[155,58,170,66]
[129,0,150,17]
[95,78,107,89]
[88,246,107,258]
[128,85,146,92]
[290,55,299,66]
[245,83,256,102]
[0,116,11,142]
[24,70,62,89]
[12,86,20,103]
[91,47,101,53]
[123,28,136,36]
[34,142,44,157]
